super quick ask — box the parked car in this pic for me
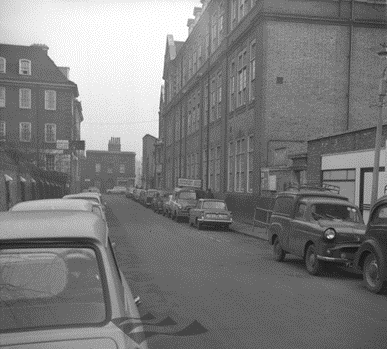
[163,194,173,217]
[153,191,169,213]
[0,210,148,349]
[133,188,142,201]
[354,195,387,294]
[63,193,107,212]
[87,186,101,193]
[189,199,233,230]
[138,190,147,205]
[170,187,206,222]
[264,185,366,275]
[144,189,159,208]
[10,198,109,234]
[107,186,126,194]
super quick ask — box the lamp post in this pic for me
[370,43,387,208]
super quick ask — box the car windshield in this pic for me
[147,191,157,197]
[311,203,362,223]
[0,246,106,332]
[178,191,196,200]
[203,201,226,210]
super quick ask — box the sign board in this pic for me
[57,140,69,150]
[177,178,202,188]
[269,175,277,191]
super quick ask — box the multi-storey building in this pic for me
[160,0,387,213]
[142,134,157,189]
[82,137,136,192]
[135,158,142,187]
[0,43,83,192]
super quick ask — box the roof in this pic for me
[0,211,107,243]
[86,150,135,155]
[0,43,79,96]
[10,199,93,212]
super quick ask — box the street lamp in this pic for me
[370,43,387,208]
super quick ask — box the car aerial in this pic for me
[107,186,126,194]
[189,199,233,230]
[354,195,387,294]
[170,187,206,222]
[264,185,366,275]
[163,194,173,217]
[0,211,148,349]
[63,192,107,212]
[144,189,159,208]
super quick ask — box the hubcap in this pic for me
[366,259,380,287]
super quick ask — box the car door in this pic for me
[289,202,310,256]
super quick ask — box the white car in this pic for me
[0,211,148,349]
[107,186,126,194]
[63,193,106,212]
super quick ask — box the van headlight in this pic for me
[324,228,336,240]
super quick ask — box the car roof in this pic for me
[10,199,94,212]
[64,193,101,200]
[198,198,225,202]
[299,197,357,206]
[0,211,107,244]
[277,190,348,201]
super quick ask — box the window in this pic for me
[217,72,222,118]
[107,164,113,174]
[235,138,245,192]
[45,90,57,110]
[239,0,246,21]
[189,57,193,78]
[295,203,307,220]
[215,146,221,192]
[193,50,197,74]
[228,142,234,192]
[191,154,195,179]
[19,59,31,75]
[186,156,190,178]
[249,41,256,102]
[19,88,31,109]
[218,5,224,44]
[209,148,214,189]
[195,153,199,178]
[210,77,216,122]
[46,154,55,171]
[0,57,5,73]
[19,122,31,142]
[119,164,125,174]
[0,121,6,137]
[247,135,253,192]
[231,0,237,27]
[188,110,192,135]
[0,87,5,107]
[204,84,208,126]
[230,60,236,112]
[202,149,207,189]
[45,124,56,143]
[237,51,247,107]
[205,34,209,62]
[95,163,101,173]
[198,44,202,67]
[211,12,218,53]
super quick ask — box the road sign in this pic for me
[56,140,69,150]
[177,178,202,188]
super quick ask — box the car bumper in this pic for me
[198,218,233,224]
[317,243,361,264]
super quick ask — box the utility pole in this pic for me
[370,43,387,207]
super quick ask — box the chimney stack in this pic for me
[187,18,195,35]
[30,43,49,54]
[108,137,121,152]
[58,67,70,79]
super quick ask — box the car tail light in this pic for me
[324,228,336,240]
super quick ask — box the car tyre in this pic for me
[189,218,194,227]
[305,244,324,276]
[273,237,286,262]
[196,219,202,230]
[363,253,387,294]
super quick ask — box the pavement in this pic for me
[230,218,269,241]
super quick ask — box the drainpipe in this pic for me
[206,9,212,190]
[345,0,354,131]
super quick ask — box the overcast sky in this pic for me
[1,0,199,160]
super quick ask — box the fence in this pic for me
[0,150,69,211]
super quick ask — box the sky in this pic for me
[0,0,200,160]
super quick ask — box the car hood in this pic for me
[0,322,148,349]
[318,220,366,242]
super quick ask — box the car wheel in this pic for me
[189,217,193,226]
[273,237,286,262]
[305,244,324,276]
[196,219,202,230]
[363,253,387,294]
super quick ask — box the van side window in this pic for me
[295,203,307,220]
[370,204,387,225]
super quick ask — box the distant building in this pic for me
[82,137,135,192]
[135,158,142,187]
[0,43,83,193]
[142,134,157,189]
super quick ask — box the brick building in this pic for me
[82,137,135,192]
[159,0,386,218]
[0,43,83,193]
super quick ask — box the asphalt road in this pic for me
[105,194,387,349]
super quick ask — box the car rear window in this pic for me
[0,246,107,332]
[203,201,226,209]
[71,197,100,204]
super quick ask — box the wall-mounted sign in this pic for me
[56,140,69,150]
[177,178,202,188]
